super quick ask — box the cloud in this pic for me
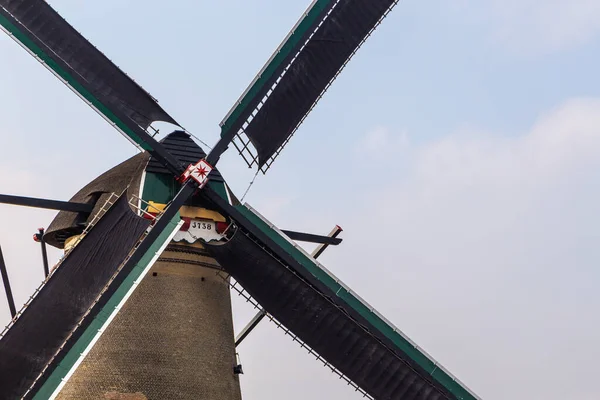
[356,126,409,155]
[251,195,295,221]
[231,98,600,399]
[320,97,600,399]
[456,0,600,53]
[413,99,600,188]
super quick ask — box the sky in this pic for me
[1,0,600,399]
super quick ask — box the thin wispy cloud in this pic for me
[323,97,600,399]
[456,0,600,54]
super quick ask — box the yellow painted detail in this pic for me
[64,235,82,252]
[147,201,226,222]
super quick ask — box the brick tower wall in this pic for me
[56,244,242,400]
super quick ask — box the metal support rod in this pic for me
[311,225,343,259]
[0,246,16,318]
[282,229,342,245]
[235,309,267,347]
[35,229,50,278]
[0,194,93,213]
[235,225,342,347]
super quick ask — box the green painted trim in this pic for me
[141,172,180,205]
[233,204,477,400]
[0,11,151,151]
[220,0,333,136]
[208,180,229,202]
[141,174,230,207]
[33,213,182,399]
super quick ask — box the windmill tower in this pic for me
[43,132,242,399]
[0,1,482,399]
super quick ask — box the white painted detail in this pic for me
[181,159,213,188]
[173,219,224,244]
[225,184,233,205]
[137,170,147,216]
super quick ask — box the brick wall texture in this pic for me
[57,245,242,400]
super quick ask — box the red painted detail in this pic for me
[178,159,214,188]
[215,221,229,234]
[143,211,157,220]
[180,217,191,232]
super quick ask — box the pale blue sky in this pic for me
[1,1,600,399]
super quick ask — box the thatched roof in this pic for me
[44,152,149,248]
[44,130,223,248]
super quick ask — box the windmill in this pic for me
[0,1,482,399]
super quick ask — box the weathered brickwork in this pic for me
[57,246,242,400]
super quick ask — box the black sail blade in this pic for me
[0,0,176,129]
[0,194,150,399]
[198,198,479,400]
[206,230,461,400]
[0,0,183,172]
[214,0,398,171]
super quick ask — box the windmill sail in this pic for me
[205,204,480,400]
[0,192,187,399]
[0,194,150,399]
[217,0,398,171]
[34,211,184,399]
[0,0,183,172]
